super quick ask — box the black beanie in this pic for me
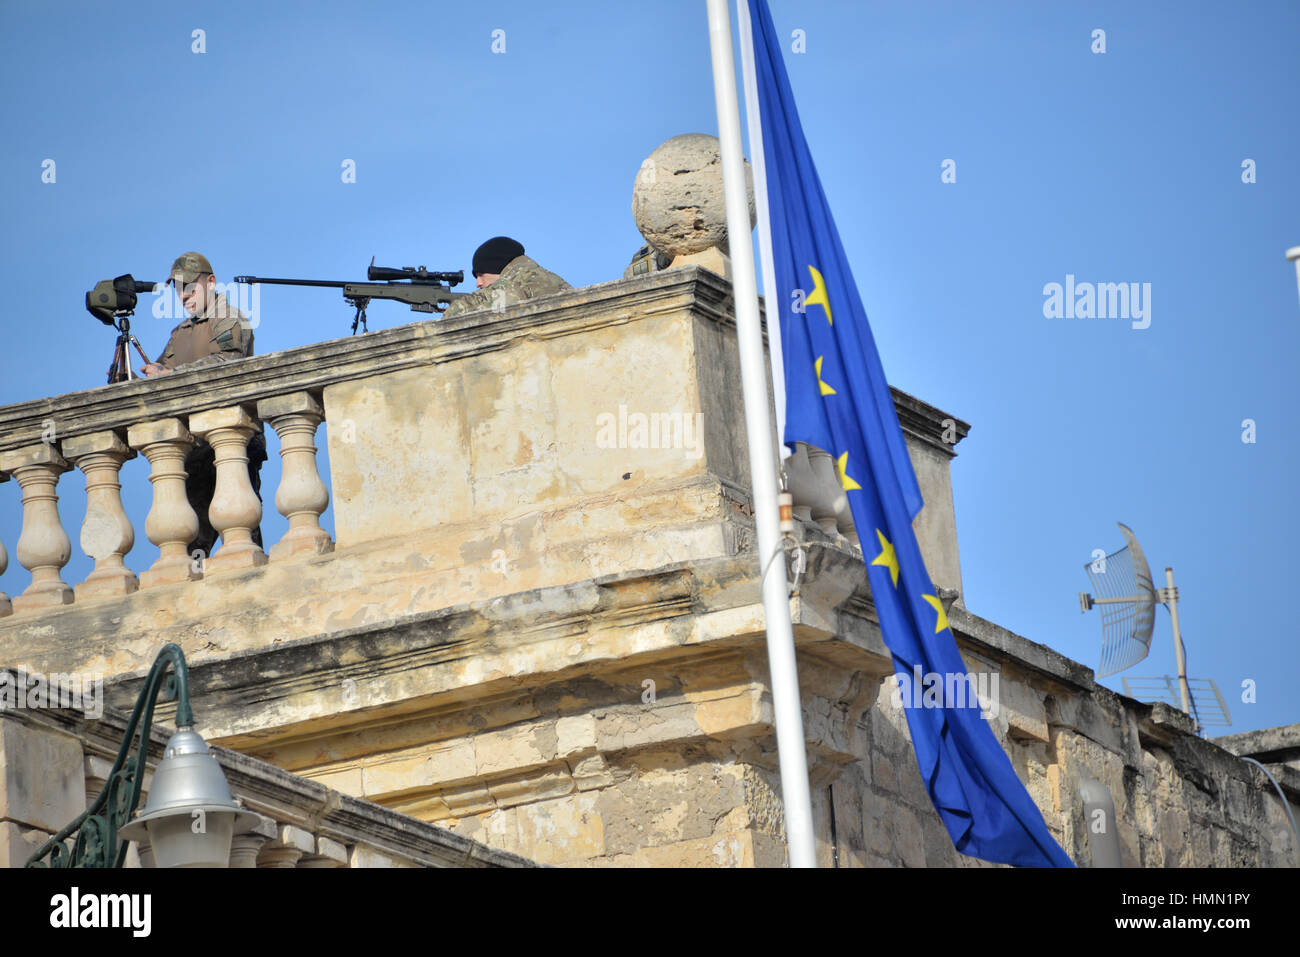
[472,236,525,277]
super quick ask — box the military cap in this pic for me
[167,251,215,286]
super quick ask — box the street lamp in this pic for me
[25,643,255,868]
[118,727,256,867]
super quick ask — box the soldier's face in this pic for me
[179,276,213,316]
[475,272,500,290]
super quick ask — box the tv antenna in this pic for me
[1079,522,1200,731]
[1120,676,1232,729]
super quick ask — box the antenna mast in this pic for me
[1158,566,1193,722]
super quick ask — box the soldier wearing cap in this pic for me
[441,237,572,320]
[142,251,266,559]
[141,252,254,374]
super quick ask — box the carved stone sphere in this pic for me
[632,133,755,258]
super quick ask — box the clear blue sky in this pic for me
[1,1,1296,735]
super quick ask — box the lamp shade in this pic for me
[119,729,258,867]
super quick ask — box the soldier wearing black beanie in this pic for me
[472,236,526,283]
[443,236,572,319]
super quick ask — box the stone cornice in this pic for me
[0,267,966,462]
[1212,724,1300,761]
[891,387,971,457]
[100,541,1096,747]
[945,603,1095,690]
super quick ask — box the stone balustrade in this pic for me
[0,396,331,617]
[0,267,968,676]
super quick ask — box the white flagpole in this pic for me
[736,0,788,459]
[706,0,817,868]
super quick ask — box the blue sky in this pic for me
[0,1,1296,735]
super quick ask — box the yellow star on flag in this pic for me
[871,529,899,587]
[815,356,837,396]
[804,265,833,325]
[835,451,862,491]
[922,594,949,634]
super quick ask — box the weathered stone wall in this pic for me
[62,544,1294,869]
[0,270,966,678]
[1,268,1293,868]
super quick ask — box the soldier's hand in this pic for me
[140,362,171,377]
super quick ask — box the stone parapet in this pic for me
[0,267,968,666]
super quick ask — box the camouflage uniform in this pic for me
[158,292,254,370]
[158,290,266,558]
[442,255,572,320]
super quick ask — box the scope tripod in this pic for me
[106,312,154,384]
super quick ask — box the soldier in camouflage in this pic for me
[141,252,266,558]
[441,236,572,320]
[141,252,254,374]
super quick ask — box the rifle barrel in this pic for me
[233,276,349,288]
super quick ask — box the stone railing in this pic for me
[0,267,969,671]
[0,394,331,613]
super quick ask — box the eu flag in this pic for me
[746,0,1073,867]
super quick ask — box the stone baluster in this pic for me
[256,392,333,560]
[298,835,348,868]
[257,824,314,868]
[63,431,138,599]
[230,814,278,868]
[0,444,73,612]
[128,419,201,588]
[257,844,303,868]
[838,508,860,548]
[189,406,267,574]
[805,446,848,535]
[0,471,10,617]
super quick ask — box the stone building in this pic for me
[0,264,1296,867]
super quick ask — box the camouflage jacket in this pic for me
[442,255,572,320]
[159,293,254,370]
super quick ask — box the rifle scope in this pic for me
[367,262,463,284]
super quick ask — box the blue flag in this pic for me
[746,0,1073,867]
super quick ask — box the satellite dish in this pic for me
[1079,522,1202,731]
[1079,522,1157,677]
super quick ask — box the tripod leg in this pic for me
[129,336,153,369]
[107,339,125,384]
